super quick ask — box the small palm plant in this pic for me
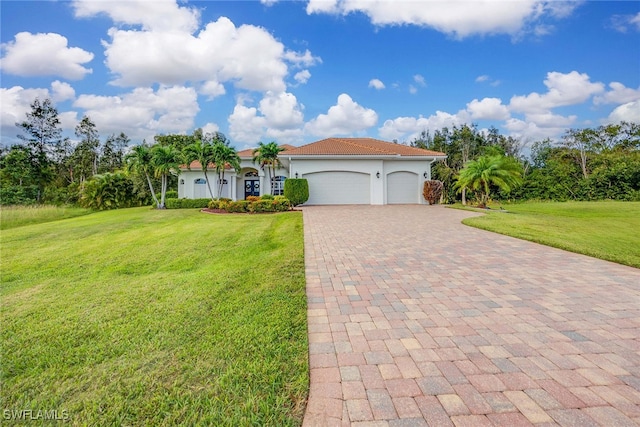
[455,155,523,208]
[125,144,160,207]
[212,140,241,198]
[151,145,181,209]
[183,139,216,200]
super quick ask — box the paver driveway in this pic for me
[301,205,640,427]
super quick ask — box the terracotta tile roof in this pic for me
[283,138,446,157]
[237,144,297,158]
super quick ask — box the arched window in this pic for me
[245,171,258,177]
[194,178,206,184]
[272,175,286,196]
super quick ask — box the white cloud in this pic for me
[305,0,580,38]
[201,122,220,136]
[51,81,76,103]
[606,101,640,124]
[228,91,305,144]
[593,82,640,106]
[609,12,640,33]
[369,78,385,90]
[200,81,226,100]
[509,71,604,114]
[378,110,469,142]
[503,117,571,141]
[73,86,199,141]
[305,93,378,137]
[413,74,426,87]
[1,32,93,80]
[294,70,312,85]
[466,98,510,121]
[72,0,200,32]
[99,17,320,93]
[475,75,490,83]
[409,85,418,95]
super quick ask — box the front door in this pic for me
[245,179,260,198]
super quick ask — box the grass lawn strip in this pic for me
[458,201,640,269]
[1,207,308,426]
[0,205,93,230]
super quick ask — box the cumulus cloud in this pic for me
[73,0,200,32]
[294,70,312,85]
[475,74,501,86]
[305,93,378,137]
[102,18,295,91]
[593,82,640,106]
[51,81,76,103]
[369,78,385,90]
[509,71,604,114]
[73,86,199,141]
[503,117,572,141]
[413,74,426,87]
[228,91,305,144]
[606,101,640,123]
[1,32,93,80]
[466,98,510,121]
[306,0,580,38]
[378,110,469,142]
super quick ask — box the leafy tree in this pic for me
[0,145,36,187]
[125,144,160,207]
[15,98,63,201]
[73,116,100,182]
[252,141,284,195]
[151,145,181,209]
[212,139,241,198]
[455,155,523,207]
[99,132,129,173]
[183,139,216,200]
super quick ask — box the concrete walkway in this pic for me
[301,205,640,427]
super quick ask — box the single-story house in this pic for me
[178,137,446,205]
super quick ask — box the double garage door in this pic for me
[304,171,420,205]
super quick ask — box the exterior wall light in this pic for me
[295,172,299,178]
[423,172,428,179]
[376,171,381,178]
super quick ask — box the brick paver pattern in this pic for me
[301,205,640,427]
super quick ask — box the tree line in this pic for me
[0,98,288,209]
[1,97,639,208]
[411,122,640,204]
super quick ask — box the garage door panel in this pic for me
[387,171,419,204]
[305,171,370,205]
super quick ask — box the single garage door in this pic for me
[387,171,419,204]
[305,171,370,205]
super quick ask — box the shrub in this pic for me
[284,179,309,206]
[246,195,260,202]
[248,200,273,213]
[165,198,210,209]
[0,185,39,206]
[261,194,274,200]
[165,190,179,199]
[423,180,444,205]
[80,172,140,210]
[226,200,250,213]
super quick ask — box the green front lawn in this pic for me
[0,205,92,230]
[1,208,308,426]
[459,201,640,268]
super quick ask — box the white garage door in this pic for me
[305,171,370,205]
[387,171,419,204]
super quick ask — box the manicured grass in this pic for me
[0,205,92,230]
[1,208,308,426]
[458,201,640,268]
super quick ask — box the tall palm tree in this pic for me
[252,141,284,195]
[151,145,181,209]
[455,155,523,207]
[183,139,216,200]
[125,144,160,207]
[212,141,241,198]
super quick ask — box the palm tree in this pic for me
[212,140,241,198]
[151,145,181,209]
[125,144,160,207]
[183,139,216,200]
[252,141,284,195]
[455,155,523,207]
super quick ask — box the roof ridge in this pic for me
[332,137,394,155]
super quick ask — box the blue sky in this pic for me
[1,0,639,151]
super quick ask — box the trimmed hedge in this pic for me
[165,198,211,209]
[284,179,309,206]
[207,196,290,213]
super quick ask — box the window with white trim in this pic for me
[272,175,286,196]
